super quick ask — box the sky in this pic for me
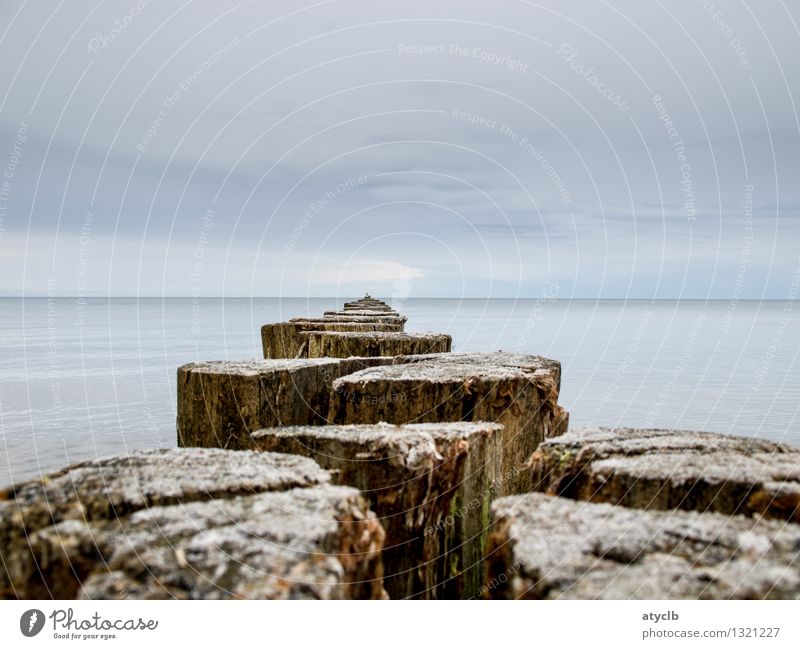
[0,0,797,298]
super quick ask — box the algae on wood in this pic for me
[325,309,400,318]
[261,321,401,359]
[343,295,393,311]
[328,352,569,494]
[252,422,502,600]
[530,427,800,521]
[297,314,408,328]
[0,448,386,599]
[177,357,394,450]
[484,492,800,599]
[307,331,452,359]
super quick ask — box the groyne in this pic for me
[2,294,797,600]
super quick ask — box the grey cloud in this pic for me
[0,0,797,297]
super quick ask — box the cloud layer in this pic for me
[0,0,797,298]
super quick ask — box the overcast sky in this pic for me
[0,0,797,298]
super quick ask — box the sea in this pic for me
[1,297,798,487]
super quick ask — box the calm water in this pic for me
[1,297,798,487]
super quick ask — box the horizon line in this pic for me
[0,295,795,302]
